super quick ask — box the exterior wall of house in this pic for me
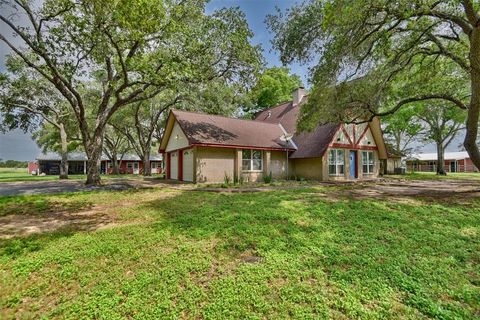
[292,157,323,180]
[386,157,402,174]
[239,149,263,183]
[194,147,290,183]
[320,147,380,181]
[270,150,291,179]
[196,147,236,183]
[406,158,479,173]
[104,160,163,174]
[166,121,189,152]
[28,161,39,174]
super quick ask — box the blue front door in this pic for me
[350,151,356,178]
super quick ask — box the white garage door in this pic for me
[182,149,194,182]
[170,151,178,180]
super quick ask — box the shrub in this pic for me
[223,173,231,186]
[263,171,273,184]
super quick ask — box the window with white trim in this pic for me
[328,149,345,175]
[242,149,262,171]
[108,162,113,168]
[362,151,374,174]
[127,163,133,169]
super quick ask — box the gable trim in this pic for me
[191,142,295,151]
[159,111,192,153]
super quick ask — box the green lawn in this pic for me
[0,186,479,319]
[0,168,163,183]
[389,171,480,181]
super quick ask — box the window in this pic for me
[127,163,133,169]
[362,151,374,174]
[242,149,262,171]
[108,162,113,168]
[329,149,345,175]
[151,162,157,169]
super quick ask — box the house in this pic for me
[384,145,404,175]
[159,88,388,183]
[35,152,163,175]
[27,161,39,175]
[405,151,478,173]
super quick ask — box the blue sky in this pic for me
[0,0,309,161]
[0,0,448,160]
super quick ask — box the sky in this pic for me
[0,0,461,161]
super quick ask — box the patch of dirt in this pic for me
[0,190,180,239]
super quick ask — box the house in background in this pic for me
[34,152,163,175]
[384,145,404,175]
[27,161,39,174]
[159,88,388,183]
[405,151,478,173]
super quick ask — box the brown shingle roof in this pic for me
[171,110,291,150]
[254,101,299,133]
[254,99,340,158]
[289,124,340,159]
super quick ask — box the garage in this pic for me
[170,151,178,180]
[182,149,194,182]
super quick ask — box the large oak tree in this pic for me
[268,0,480,170]
[0,0,261,184]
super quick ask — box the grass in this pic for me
[0,184,479,319]
[389,171,480,181]
[0,167,163,183]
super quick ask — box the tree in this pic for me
[244,67,303,115]
[382,106,423,156]
[268,0,480,170]
[111,93,180,176]
[416,102,466,175]
[103,125,131,175]
[0,0,261,185]
[0,58,78,179]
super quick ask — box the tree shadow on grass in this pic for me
[139,188,480,319]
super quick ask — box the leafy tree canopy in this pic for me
[268,0,480,168]
[0,0,262,184]
[244,67,303,115]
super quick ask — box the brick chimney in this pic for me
[292,87,306,105]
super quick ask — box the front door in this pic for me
[450,161,456,173]
[349,150,357,179]
[133,162,139,174]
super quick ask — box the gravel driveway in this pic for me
[0,179,140,196]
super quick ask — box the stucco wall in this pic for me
[293,157,323,180]
[321,148,380,181]
[196,147,235,183]
[270,150,292,179]
[166,121,189,152]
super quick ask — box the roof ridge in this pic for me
[254,94,310,117]
[172,109,283,127]
[257,100,292,114]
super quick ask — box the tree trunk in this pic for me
[59,124,69,179]
[465,26,480,171]
[111,152,120,175]
[85,133,104,185]
[143,150,151,176]
[436,142,447,175]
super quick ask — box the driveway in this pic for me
[0,179,142,196]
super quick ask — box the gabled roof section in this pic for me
[289,124,341,159]
[159,110,294,151]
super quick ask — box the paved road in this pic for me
[0,179,139,196]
